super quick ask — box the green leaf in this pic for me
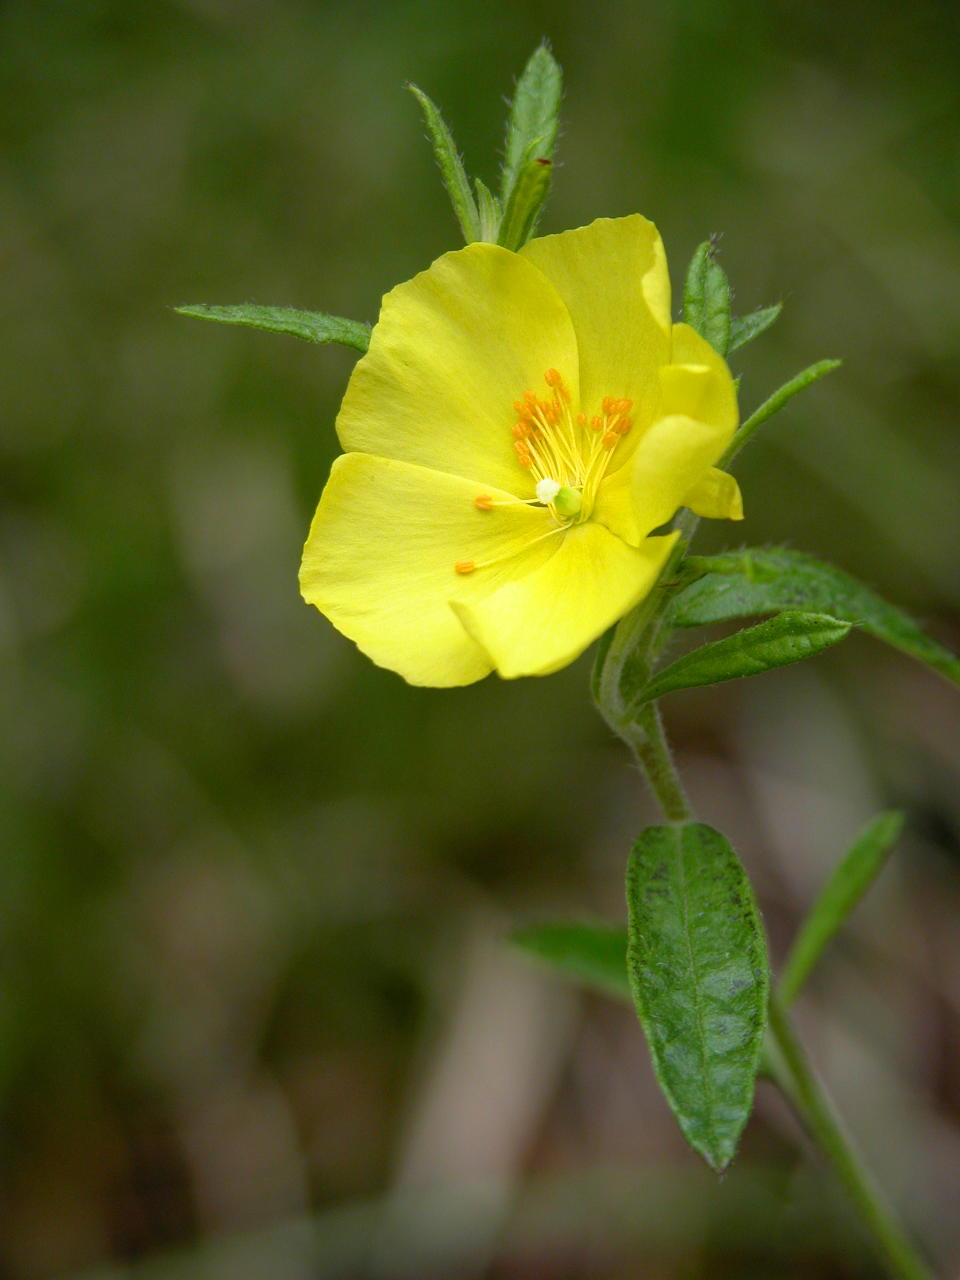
[175,304,371,352]
[780,811,904,1005]
[497,152,553,251]
[665,547,960,691]
[728,302,782,353]
[627,823,769,1170]
[500,42,562,206]
[633,612,851,707]
[682,240,731,356]
[407,82,480,243]
[511,923,630,998]
[724,359,841,462]
[474,177,502,242]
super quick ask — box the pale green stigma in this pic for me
[554,486,583,518]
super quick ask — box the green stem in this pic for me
[627,702,693,823]
[594,581,932,1278]
[766,993,933,1280]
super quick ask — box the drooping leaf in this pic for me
[175,304,371,352]
[500,42,562,206]
[724,359,841,461]
[665,547,960,691]
[627,823,769,1171]
[728,302,782,353]
[682,240,731,356]
[633,612,851,707]
[407,82,480,243]
[512,922,630,998]
[780,811,904,1004]
[498,152,553,251]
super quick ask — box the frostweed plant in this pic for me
[180,45,957,1280]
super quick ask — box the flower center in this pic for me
[454,368,632,576]
[510,368,632,525]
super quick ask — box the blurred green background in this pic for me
[2,1,959,1277]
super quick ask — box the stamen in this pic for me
[504,366,632,525]
[474,494,493,511]
[452,524,565,577]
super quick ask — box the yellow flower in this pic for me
[300,216,742,686]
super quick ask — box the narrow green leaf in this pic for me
[407,83,480,243]
[728,302,782,353]
[665,547,960,691]
[724,359,841,461]
[627,823,769,1170]
[175,304,371,352]
[682,240,731,356]
[634,612,851,707]
[780,812,904,1005]
[474,177,502,242]
[500,42,562,206]
[512,923,630,998]
[497,152,553,251]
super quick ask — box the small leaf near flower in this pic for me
[665,546,960,690]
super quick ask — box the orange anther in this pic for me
[514,441,533,466]
[603,430,619,450]
[614,417,632,435]
[474,494,493,511]
[523,390,538,403]
[544,367,561,387]
[616,398,633,414]
[455,559,476,575]
[577,412,587,426]
[513,399,532,418]
[590,415,603,431]
[602,396,616,414]
[512,422,531,439]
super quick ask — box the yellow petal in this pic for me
[684,467,743,520]
[452,524,679,679]
[592,414,733,545]
[664,323,739,434]
[520,216,671,432]
[300,453,559,687]
[336,244,579,495]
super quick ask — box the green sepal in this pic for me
[407,82,480,243]
[474,177,502,242]
[627,823,769,1171]
[683,240,732,356]
[497,151,553,251]
[500,42,562,207]
[632,611,851,708]
[728,302,782,353]
[511,922,630,998]
[175,304,370,352]
[780,811,904,1004]
[664,547,960,691]
[725,359,841,462]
